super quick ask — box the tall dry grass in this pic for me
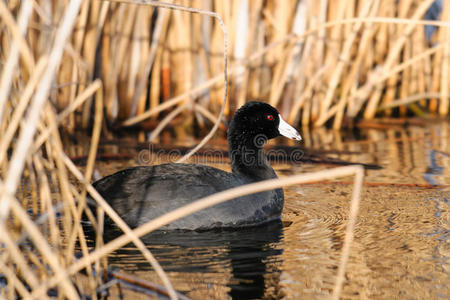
[113,0,450,133]
[0,0,448,299]
[3,0,447,134]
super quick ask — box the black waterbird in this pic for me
[92,101,302,230]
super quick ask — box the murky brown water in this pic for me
[75,120,449,299]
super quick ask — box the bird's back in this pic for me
[92,163,283,230]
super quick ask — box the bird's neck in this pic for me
[227,134,276,181]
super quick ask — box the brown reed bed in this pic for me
[0,0,448,299]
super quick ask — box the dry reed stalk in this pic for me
[103,3,128,122]
[293,34,316,125]
[137,8,153,115]
[126,7,146,116]
[0,231,41,295]
[100,6,114,121]
[45,110,78,267]
[26,250,49,281]
[192,17,212,128]
[194,103,224,127]
[348,41,445,118]
[308,0,327,124]
[0,0,33,126]
[288,61,308,122]
[301,92,312,126]
[26,2,42,57]
[323,0,347,81]
[161,43,171,101]
[57,58,76,131]
[117,5,138,119]
[80,1,107,128]
[375,0,389,64]
[380,43,445,83]
[303,0,325,125]
[0,1,35,72]
[361,27,375,79]
[150,44,163,110]
[208,1,225,111]
[6,196,79,299]
[0,57,48,166]
[247,17,265,99]
[378,92,442,110]
[268,5,303,110]
[335,2,380,128]
[65,84,104,295]
[429,39,442,113]
[398,1,413,116]
[316,0,376,127]
[266,42,289,107]
[287,1,309,93]
[279,0,308,117]
[363,0,435,118]
[149,102,188,142]
[267,1,297,108]
[133,8,167,115]
[379,0,397,116]
[423,45,433,101]
[316,0,328,65]
[412,21,427,107]
[33,155,60,249]
[289,65,327,125]
[0,1,83,298]
[0,259,34,299]
[287,15,450,32]
[170,8,193,99]
[227,0,240,75]
[234,0,251,109]
[25,159,39,219]
[399,38,412,116]
[343,0,355,38]
[398,0,413,19]
[68,0,89,128]
[95,205,108,288]
[440,1,450,116]
[0,0,82,223]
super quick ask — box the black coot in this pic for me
[93,101,302,230]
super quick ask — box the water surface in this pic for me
[79,121,449,299]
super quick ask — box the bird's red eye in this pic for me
[267,115,274,121]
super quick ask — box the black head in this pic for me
[227,101,302,146]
